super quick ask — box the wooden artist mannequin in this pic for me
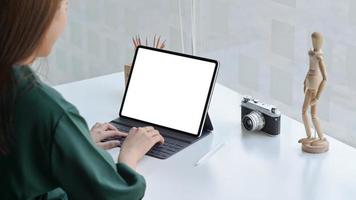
[298,32,329,153]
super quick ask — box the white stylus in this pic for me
[194,142,225,167]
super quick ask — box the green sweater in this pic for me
[0,66,146,199]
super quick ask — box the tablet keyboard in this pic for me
[109,123,190,159]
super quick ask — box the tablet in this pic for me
[120,46,218,137]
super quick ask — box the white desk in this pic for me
[55,73,356,200]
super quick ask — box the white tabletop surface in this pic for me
[55,72,356,200]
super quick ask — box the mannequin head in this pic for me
[311,32,323,51]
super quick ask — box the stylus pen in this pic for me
[194,142,225,167]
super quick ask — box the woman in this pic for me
[0,0,164,199]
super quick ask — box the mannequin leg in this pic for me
[310,103,328,147]
[311,104,324,140]
[302,90,313,138]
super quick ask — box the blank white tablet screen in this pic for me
[121,48,216,136]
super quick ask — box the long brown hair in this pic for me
[0,0,62,155]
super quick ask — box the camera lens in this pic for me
[242,111,265,131]
[243,118,254,130]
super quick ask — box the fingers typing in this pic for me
[99,140,120,150]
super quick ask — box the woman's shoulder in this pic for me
[36,82,77,113]
[14,66,78,122]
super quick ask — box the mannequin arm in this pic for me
[315,59,328,99]
[303,76,307,93]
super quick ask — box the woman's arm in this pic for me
[49,107,146,200]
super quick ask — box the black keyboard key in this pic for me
[108,121,192,159]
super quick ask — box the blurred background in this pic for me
[33,0,356,147]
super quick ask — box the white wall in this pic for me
[37,0,193,85]
[194,0,356,147]
[38,0,356,147]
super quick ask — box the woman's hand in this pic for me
[90,123,128,150]
[118,127,164,170]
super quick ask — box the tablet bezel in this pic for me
[119,46,219,137]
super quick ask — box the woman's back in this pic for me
[1,1,164,199]
[0,66,146,199]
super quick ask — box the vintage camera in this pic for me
[241,96,281,135]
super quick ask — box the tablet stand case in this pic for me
[110,113,214,159]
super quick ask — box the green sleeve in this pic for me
[50,106,146,200]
